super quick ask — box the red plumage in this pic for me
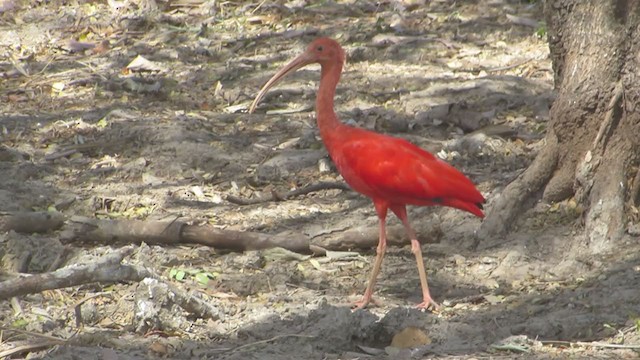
[328,127,485,218]
[250,37,485,310]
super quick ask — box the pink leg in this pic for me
[391,205,440,311]
[352,201,388,310]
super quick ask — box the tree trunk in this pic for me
[480,0,640,253]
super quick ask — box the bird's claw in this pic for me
[351,296,383,311]
[415,298,441,312]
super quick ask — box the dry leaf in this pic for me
[126,55,165,72]
[390,327,431,348]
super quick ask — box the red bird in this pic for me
[249,38,485,310]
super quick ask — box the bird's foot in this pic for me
[415,297,441,312]
[351,296,383,311]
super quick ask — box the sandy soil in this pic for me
[1,0,639,359]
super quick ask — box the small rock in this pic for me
[482,278,500,289]
[627,222,640,235]
[481,256,497,264]
[318,158,331,173]
[450,254,466,265]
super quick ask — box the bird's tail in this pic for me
[441,198,485,218]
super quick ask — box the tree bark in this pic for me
[480,0,640,253]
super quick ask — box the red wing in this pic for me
[334,134,484,211]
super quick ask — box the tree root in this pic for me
[584,154,626,253]
[477,133,559,243]
[575,81,627,253]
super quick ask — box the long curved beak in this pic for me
[249,52,314,113]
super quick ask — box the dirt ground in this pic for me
[1,0,640,359]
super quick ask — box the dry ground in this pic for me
[1,0,639,359]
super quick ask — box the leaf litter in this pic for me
[1,0,640,359]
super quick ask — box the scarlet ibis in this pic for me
[249,38,485,310]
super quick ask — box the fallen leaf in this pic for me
[390,327,431,348]
[484,294,504,305]
[126,55,165,72]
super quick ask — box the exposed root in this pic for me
[592,81,624,152]
[477,133,559,243]
[584,154,626,253]
[574,81,626,253]
[542,166,575,203]
[631,167,640,208]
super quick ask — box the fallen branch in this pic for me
[0,211,65,233]
[182,226,312,253]
[3,212,439,254]
[0,246,147,300]
[225,181,351,205]
[0,246,220,320]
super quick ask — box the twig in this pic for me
[0,340,66,358]
[75,60,109,81]
[214,334,316,353]
[0,326,73,342]
[226,181,350,205]
[73,292,114,327]
[0,327,73,359]
[541,340,640,349]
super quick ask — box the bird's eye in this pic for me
[317,46,323,51]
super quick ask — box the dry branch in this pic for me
[58,215,414,253]
[0,245,220,319]
[60,216,186,245]
[182,226,312,253]
[0,246,148,300]
[0,211,65,233]
[3,212,434,254]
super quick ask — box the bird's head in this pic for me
[249,37,345,113]
[304,37,345,67]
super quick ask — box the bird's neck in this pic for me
[316,61,344,142]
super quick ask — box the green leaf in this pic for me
[195,272,210,285]
[12,318,28,328]
[96,117,109,128]
[175,270,186,281]
[309,259,322,270]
